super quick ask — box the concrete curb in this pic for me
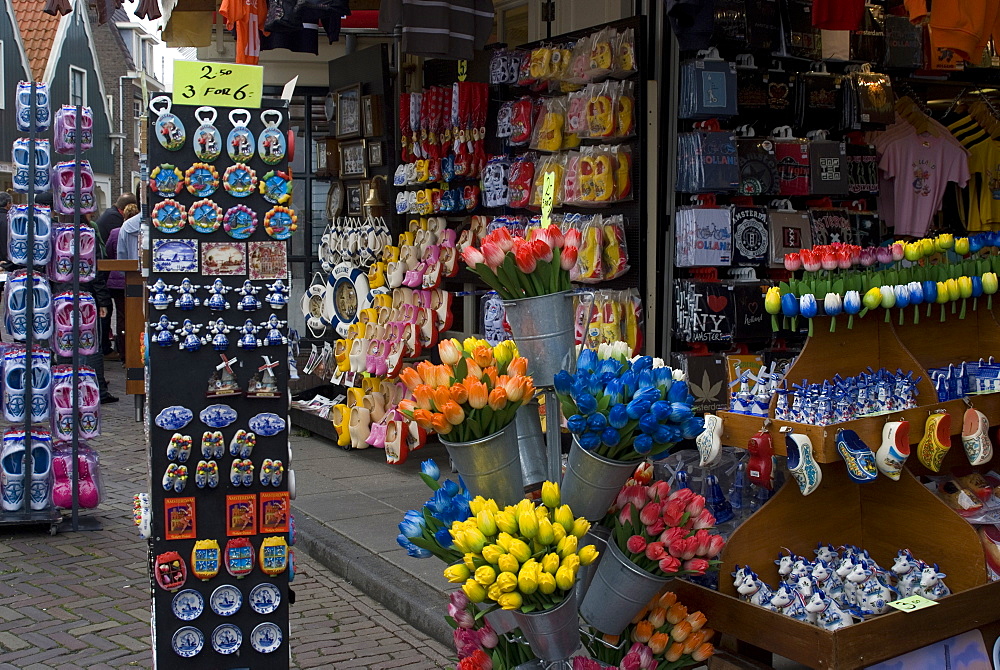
[294,509,454,649]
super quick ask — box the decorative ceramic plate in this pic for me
[171,589,204,621]
[210,584,242,616]
[248,413,286,436]
[155,406,193,431]
[250,622,282,653]
[171,626,203,657]
[211,623,242,655]
[200,404,237,428]
[249,582,281,614]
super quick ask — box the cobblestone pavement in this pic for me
[0,366,453,670]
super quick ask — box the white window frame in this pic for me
[0,41,5,110]
[69,65,87,107]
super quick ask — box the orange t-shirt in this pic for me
[906,0,1000,64]
[219,0,267,65]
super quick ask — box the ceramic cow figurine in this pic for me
[775,550,803,582]
[815,543,839,565]
[835,553,859,606]
[794,575,817,604]
[811,559,846,605]
[737,570,777,610]
[805,589,854,631]
[846,560,896,616]
[890,550,924,598]
[914,564,950,601]
[789,556,814,584]
[770,582,813,624]
[732,565,749,591]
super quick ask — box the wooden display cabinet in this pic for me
[683,306,1000,669]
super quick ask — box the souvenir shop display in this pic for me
[1,80,104,533]
[144,95,294,668]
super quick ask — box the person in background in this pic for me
[96,193,136,245]
[37,193,118,403]
[105,202,136,363]
[118,207,141,261]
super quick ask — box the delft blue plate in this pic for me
[200,404,237,428]
[171,589,204,621]
[250,622,282,653]
[211,623,242,655]
[248,413,286,437]
[210,584,242,616]
[249,583,281,614]
[156,406,193,431]
[171,626,203,657]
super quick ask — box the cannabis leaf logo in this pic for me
[689,370,723,406]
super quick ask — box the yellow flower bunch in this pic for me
[443,482,599,612]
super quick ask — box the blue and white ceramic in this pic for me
[210,584,242,616]
[249,582,281,614]
[250,622,282,653]
[156,406,193,431]
[171,626,203,657]
[249,413,286,437]
[200,404,237,429]
[171,589,204,621]
[211,623,242,655]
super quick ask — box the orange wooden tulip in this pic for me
[648,632,670,655]
[472,346,495,368]
[686,611,707,632]
[647,607,666,629]
[658,591,677,609]
[399,367,422,391]
[450,383,469,405]
[467,381,489,409]
[441,401,466,425]
[412,385,434,411]
[691,643,714,662]
[438,338,462,365]
[666,603,688,625]
[522,380,536,403]
[465,360,483,381]
[433,386,452,412]
[397,399,416,415]
[601,634,620,646]
[416,360,436,384]
[430,412,453,435]
[484,366,499,388]
[670,620,692,643]
[632,620,653,643]
[507,356,528,377]
[488,387,508,411]
[412,409,435,430]
[665,642,684,662]
[682,630,705,655]
[501,376,526,403]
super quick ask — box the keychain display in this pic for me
[224,205,258,239]
[150,96,186,151]
[193,107,222,162]
[188,199,224,234]
[151,164,184,197]
[185,163,220,198]
[16,80,50,132]
[227,109,254,163]
[258,110,286,165]
[259,170,292,204]
[223,164,257,198]
[8,204,52,267]
[53,105,94,154]
[263,206,297,240]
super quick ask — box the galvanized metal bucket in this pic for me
[574,524,611,604]
[439,423,524,506]
[502,290,576,387]
[579,539,669,635]
[484,606,518,636]
[512,590,581,661]
[561,439,636,521]
[515,402,548,489]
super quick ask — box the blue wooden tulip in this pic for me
[577,348,597,373]
[420,460,440,481]
[654,425,674,444]
[633,386,662,405]
[670,402,694,422]
[654,368,674,393]
[637,368,656,390]
[608,404,628,429]
[650,400,672,421]
[893,285,910,309]
[638,413,660,434]
[579,431,601,450]
[573,392,598,415]
[634,434,653,454]
[973,275,984,297]
[922,280,938,303]
[627,398,651,419]
[587,412,608,431]
[667,380,689,403]
[799,294,818,318]
[553,370,573,395]
[601,427,621,446]
[906,282,923,305]
[781,293,799,317]
[682,416,704,439]
[566,414,588,434]
[604,379,625,405]
[631,356,654,373]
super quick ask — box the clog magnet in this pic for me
[150,96,186,151]
[264,206,297,240]
[193,106,222,162]
[223,164,257,198]
[150,164,184,197]
[259,170,293,204]
[152,199,187,234]
[227,109,255,162]
[184,163,220,197]
[155,551,188,591]
[188,199,223,234]
[258,110,286,165]
[191,539,221,580]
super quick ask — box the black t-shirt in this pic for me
[96,206,123,244]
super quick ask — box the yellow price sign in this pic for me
[173,60,263,109]
[887,595,938,613]
[540,171,556,228]
[458,60,468,82]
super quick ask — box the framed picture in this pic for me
[339,139,367,179]
[345,183,363,215]
[335,84,362,138]
[362,94,383,137]
[367,140,384,167]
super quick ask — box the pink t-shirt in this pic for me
[879,130,969,237]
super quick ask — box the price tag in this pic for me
[887,595,938,613]
[540,171,555,228]
[173,60,263,109]
[457,60,468,82]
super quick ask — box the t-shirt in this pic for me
[968,139,1000,230]
[879,131,970,237]
[219,0,268,65]
[812,0,864,31]
[775,140,810,196]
